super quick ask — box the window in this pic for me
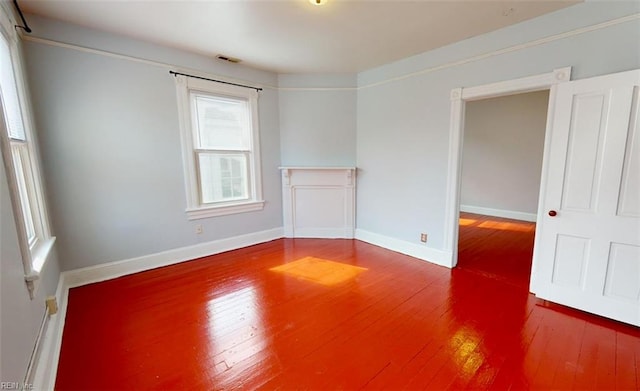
[175,75,263,219]
[0,22,54,297]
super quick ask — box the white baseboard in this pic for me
[460,205,537,222]
[24,309,49,387]
[355,229,452,268]
[32,271,67,391]
[31,227,284,390]
[63,227,284,288]
[287,227,354,239]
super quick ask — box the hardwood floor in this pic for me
[55,236,639,390]
[457,212,535,290]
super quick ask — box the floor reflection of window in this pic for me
[206,286,266,371]
[449,326,486,381]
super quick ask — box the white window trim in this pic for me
[174,74,264,220]
[0,10,55,298]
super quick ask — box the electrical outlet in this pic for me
[420,233,427,243]
[195,224,203,234]
[46,296,58,315]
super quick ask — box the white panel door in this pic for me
[532,69,640,326]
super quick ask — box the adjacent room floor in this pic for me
[457,212,535,290]
[55,237,639,390]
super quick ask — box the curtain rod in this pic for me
[169,71,262,92]
[12,0,31,33]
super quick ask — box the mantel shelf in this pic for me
[279,166,356,170]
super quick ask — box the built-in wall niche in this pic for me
[280,167,356,238]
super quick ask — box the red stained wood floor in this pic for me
[457,212,535,290]
[55,223,639,390]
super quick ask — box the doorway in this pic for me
[456,91,549,290]
[446,67,640,325]
[442,67,572,287]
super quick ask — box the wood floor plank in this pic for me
[54,220,640,390]
[616,331,640,390]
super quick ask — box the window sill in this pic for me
[24,236,56,299]
[186,200,265,220]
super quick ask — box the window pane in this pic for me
[194,94,250,150]
[0,35,26,141]
[198,152,248,204]
[11,143,36,244]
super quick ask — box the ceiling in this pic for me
[19,0,582,74]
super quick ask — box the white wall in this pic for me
[461,91,549,217]
[356,2,640,253]
[22,15,283,270]
[278,74,356,167]
[0,6,61,385]
[1,149,61,384]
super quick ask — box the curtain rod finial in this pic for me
[12,0,32,34]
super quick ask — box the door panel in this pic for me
[604,243,640,302]
[551,234,589,288]
[532,69,640,326]
[617,87,640,218]
[561,92,608,212]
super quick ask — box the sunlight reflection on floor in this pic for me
[270,256,367,286]
[459,218,478,226]
[459,216,534,232]
[477,221,534,232]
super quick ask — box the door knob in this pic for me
[548,210,557,217]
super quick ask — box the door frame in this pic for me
[442,67,572,288]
